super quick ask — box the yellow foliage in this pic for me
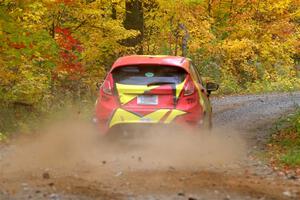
[221,39,258,82]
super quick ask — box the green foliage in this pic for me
[245,78,300,94]
[268,110,300,167]
[281,150,300,166]
[219,76,242,94]
[0,2,58,105]
[0,132,7,141]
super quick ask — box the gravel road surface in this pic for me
[0,92,300,200]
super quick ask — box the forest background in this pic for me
[0,0,299,135]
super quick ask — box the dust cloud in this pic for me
[0,116,247,176]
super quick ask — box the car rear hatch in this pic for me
[112,65,187,111]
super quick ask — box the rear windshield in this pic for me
[112,65,186,85]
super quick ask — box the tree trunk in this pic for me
[179,23,189,57]
[111,2,117,19]
[208,0,212,16]
[124,0,144,54]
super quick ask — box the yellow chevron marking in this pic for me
[164,110,186,123]
[109,109,187,127]
[109,109,140,128]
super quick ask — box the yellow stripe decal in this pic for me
[116,83,158,105]
[198,89,206,112]
[175,80,186,98]
[164,110,186,123]
[190,78,206,112]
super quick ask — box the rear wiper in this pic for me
[147,82,175,87]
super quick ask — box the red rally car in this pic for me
[94,55,219,134]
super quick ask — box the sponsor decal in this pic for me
[145,72,154,77]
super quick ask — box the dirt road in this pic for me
[0,92,300,200]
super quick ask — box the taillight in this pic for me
[102,80,113,95]
[183,79,195,96]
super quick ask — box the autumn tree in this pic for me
[0,1,58,105]
[0,0,299,105]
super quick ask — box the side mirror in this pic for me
[206,82,219,94]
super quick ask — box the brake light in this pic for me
[184,79,195,96]
[102,80,113,95]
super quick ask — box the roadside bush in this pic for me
[268,110,300,168]
[0,132,7,142]
[218,76,242,95]
[245,77,300,94]
[0,91,96,139]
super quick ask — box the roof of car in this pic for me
[111,55,190,72]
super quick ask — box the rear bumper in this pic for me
[103,123,194,138]
[94,107,203,135]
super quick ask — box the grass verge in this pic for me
[267,109,300,168]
